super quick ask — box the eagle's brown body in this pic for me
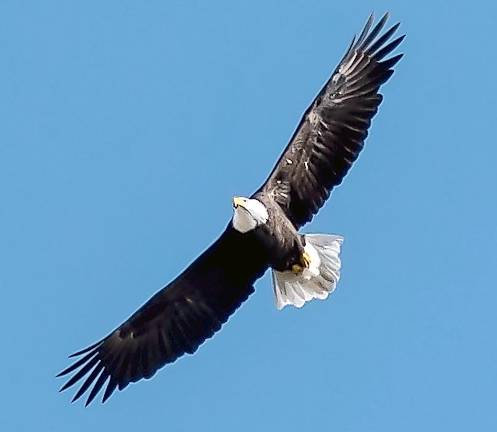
[252,192,306,272]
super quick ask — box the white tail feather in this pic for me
[272,234,344,310]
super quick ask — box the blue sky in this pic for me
[1,0,496,430]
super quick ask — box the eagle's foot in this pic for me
[291,251,312,274]
[291,263,303,274]
[301,251,311,268]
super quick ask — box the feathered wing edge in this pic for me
[57,226,268,406]
[258,13,405,228]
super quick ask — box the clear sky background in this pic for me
[1,1,496,430]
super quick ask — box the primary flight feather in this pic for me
[58,13,404,405]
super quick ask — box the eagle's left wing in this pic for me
[57,225,268,405]
[257,13,404,229]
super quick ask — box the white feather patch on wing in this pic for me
[272,234,344,310]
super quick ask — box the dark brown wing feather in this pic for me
[57,225,268,405]
[258,13,404,228]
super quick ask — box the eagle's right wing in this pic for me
[258,13,404,228]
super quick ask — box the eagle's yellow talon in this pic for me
[301,251,311,268]
[292,264,303,274]
[292,252,312,274]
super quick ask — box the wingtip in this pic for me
[56,366,72,378]
[85,391,98,407]
[68,340,101,358]
[71,381,89,403]
[381,52,404,69]
[365,12,375,27]
[71,393,82,404]
[379,12,389,27]
[101,378,118,404]
[390,22,401,34]
[360,13,375,36]
[59,381,72,393]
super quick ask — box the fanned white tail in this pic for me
[272,234,344,310]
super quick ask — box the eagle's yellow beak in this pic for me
[233,196,245,208]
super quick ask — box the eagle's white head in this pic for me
[232,196,269,233]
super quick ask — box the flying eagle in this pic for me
[58,13,404,405]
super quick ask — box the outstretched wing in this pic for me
[57,226,268,406]
[258,13,404,228]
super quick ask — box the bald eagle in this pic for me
[58,13,404,405]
